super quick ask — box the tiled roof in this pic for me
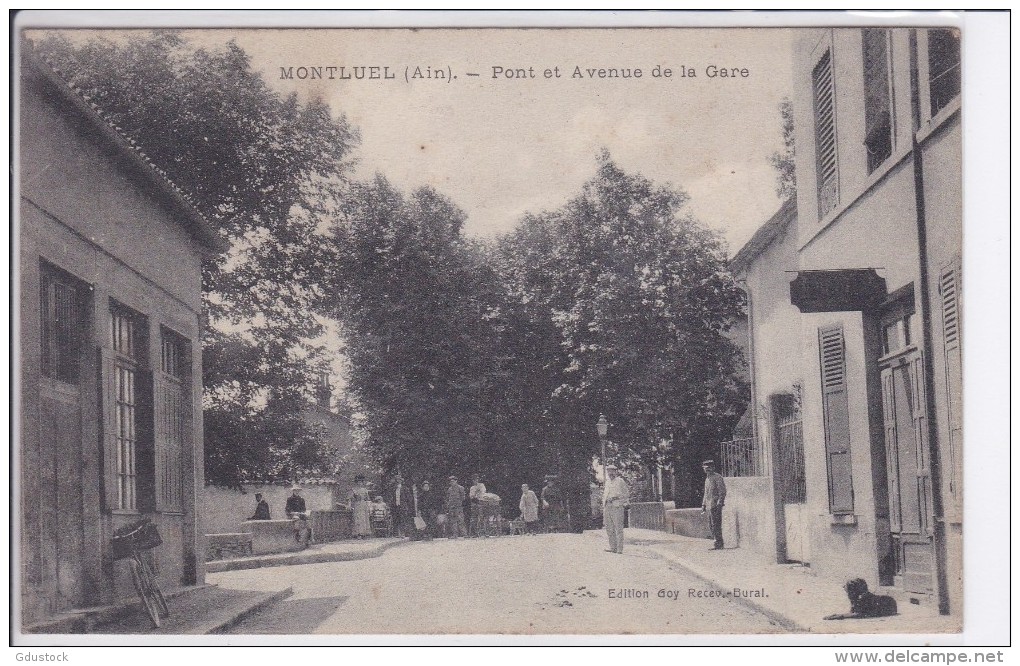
[23,44,229,254]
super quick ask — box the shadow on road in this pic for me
[227,595,349,634]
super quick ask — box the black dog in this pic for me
[824,578,898,620]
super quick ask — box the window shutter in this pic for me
[154,371,187,513]
[939,263,962,500]
[819,325,854,514]
[909,356,932,536]
[813,49,839,217]
[134,370,156,513]
[880,367,901,532]
[98,347,119,511]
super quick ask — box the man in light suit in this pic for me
[602,465,629,554]
[702,459,727,550]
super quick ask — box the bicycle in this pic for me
[111,519,169,628]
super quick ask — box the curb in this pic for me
[206,538,410,573]
[198,586,294,635]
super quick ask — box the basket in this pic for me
[110,519,162,559]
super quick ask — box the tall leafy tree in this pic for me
[32,31,360,487]
[496,153,749,497]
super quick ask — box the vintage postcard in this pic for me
[12,10,1005,646]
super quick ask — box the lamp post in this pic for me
[597,414,609,479]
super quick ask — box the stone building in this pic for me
[18,50,225,627]
[727,27,961,617]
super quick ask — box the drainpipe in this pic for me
[908,29,951,616]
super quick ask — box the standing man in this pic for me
[541,476,564,532]
[391,472,414,538]
[701,460,727,550]
[468,474,487,537]
[417,480,437,540]
[602,466,629,554]
[446,475,467,539]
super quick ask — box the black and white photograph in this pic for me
[11,10,1008,648]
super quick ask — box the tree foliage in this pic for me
[768,97,797,199]
[497,153,749,475]
[33,31,360,487]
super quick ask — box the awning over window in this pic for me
[789,269,887,313]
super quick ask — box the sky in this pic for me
[190,27,794,254]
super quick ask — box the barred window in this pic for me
[862,29,893,174]
[40,265,87,383]
[928,29,961,117]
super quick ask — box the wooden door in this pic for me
[881,356,935,594]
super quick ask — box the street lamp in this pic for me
[597,414,609,478]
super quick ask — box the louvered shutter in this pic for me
[909,356,932,535]
[154,371,186,513]
[939,263,962,500]
[813,49,839,217]
[819,325,854,514]
[880,367,901,531]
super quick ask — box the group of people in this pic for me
[253,458,728,553]
[601,459,727,555]
[375,472,569,540]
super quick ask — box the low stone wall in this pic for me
[243,519,307,555]
[310,509,353,543]
[666,508,712,538]
[201,483,336,535]
[205,532,253,561]
[721,476,776,555]
[627,501,676,531]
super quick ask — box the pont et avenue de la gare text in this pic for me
[278,63,752,83]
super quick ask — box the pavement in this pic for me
[22,584,293,636]
[212,532,784,634]
[28,530,963,635]
[585,528,963,635]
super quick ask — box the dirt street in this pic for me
[211,533,781,634]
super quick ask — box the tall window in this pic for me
[928,29,961,117]
[862,29,893,173]
[155,329,188,513]
[813,50,839,218]
[40,265,86,383]
[110,305,147,510]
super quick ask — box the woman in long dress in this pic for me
[519,484,540,534]
[351,475,373,538]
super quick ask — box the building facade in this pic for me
[731,27,961,616]
[18,52,224,627]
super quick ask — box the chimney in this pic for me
[315,371,332,410]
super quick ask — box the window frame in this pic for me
[107,301,150,513]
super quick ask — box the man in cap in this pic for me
[285,485,310,548]
[446,475,467,538]
[602,465,629,554]
[701,460,727,550]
